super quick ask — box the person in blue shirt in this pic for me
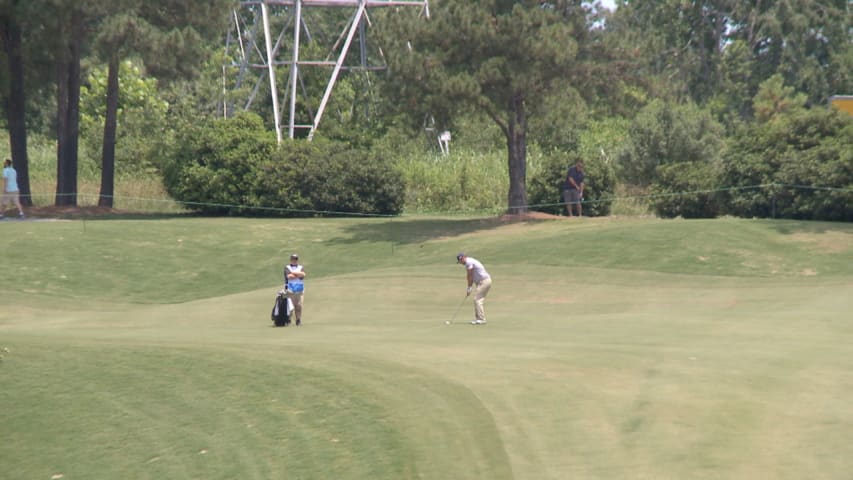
[1,159,24,219]
[283,253,306,326]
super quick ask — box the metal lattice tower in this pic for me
[225,0,429,142]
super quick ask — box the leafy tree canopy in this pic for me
[377,0,612,212]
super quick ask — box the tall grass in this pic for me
[610,183,653,216]
[394,148,508,214]
[2,133,184,213]
[394,146,561,214]
[6,131,647,216]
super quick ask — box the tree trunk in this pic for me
[55,19,82,207]
[99,54,119,208]
[505,91,528,214]
[56,55,69,204]
[0,12,31,206]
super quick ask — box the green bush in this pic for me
[616,100,723,186]
[162,112,277,215]
[649,162,720,218]
[272,141,405,216]
[720,108,853,221]
[247,140,320,215]
[162,113,405,216]
[528,150,615,217]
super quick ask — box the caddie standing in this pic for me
[456,253,492,325]
[284,253,306,326]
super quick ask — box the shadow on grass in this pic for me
[28,206,566,246]
[764,219,853,236]
[329,215,556,245]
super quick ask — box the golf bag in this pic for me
[271,292,290,327]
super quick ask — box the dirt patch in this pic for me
[787,231,851,254]
[18,206,570,221]
[19,205,122,219]
[497,211,566,222]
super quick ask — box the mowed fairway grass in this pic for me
[1,215,852,480]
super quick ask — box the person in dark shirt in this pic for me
[563,160,585,217]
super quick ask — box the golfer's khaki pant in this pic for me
[286,292,303,320]
[473,277,492,321]
[1,191,21,210]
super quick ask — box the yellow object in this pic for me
[829,96,853,115]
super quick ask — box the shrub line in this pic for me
[16,183,852,218]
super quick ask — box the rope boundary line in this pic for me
[15,183,853,218]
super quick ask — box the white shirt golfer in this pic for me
[456,253,492,325]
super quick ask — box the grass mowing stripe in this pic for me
[0,341,512,480]
[1,216,851,479]
[3,217,850,305]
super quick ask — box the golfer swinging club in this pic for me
[456,253,492,325]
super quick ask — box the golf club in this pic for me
[446,295,468,324]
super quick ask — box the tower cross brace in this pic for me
[226,0,429,142]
